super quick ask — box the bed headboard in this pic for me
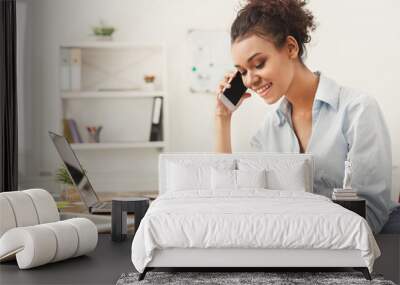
[158,152,314,194]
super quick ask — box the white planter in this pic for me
[143,82,155,92]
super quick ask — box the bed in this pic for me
[131,153,380,281]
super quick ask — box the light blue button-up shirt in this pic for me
[250,71,398,233]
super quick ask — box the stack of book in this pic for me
[63,119,83,143]
[332,188,359,200]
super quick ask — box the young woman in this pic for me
[215,0,399,233]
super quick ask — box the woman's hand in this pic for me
[215,71,251,118]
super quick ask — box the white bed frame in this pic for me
[148,248,365,268]
[139,153,371,280]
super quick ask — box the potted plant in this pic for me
[143,74,156,91]
[55,166,81,202]
[92,20,116,41]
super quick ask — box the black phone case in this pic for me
[223,72,247,106]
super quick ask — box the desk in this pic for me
[58,191,157,214]
[58,191,157,234]
[112,198,150,241]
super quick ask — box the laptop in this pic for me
[49,131,112,214]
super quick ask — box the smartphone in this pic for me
[220,71,248,112]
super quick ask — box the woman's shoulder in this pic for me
[338,83,380,113]
[333,83,386,129]
[316,72,379,113]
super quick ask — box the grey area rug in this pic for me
[116,272,396,285]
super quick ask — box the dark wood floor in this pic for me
[0,235,362,285]
[1,233,397,284]
[0,234,134,285]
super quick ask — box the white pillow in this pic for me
[168,163,210,191]
[267,165,306,191]
[167,159,235,191]
[211,168,236,190]
[211,168,268,190]
[238,159,308,192]
[237,169,267,189]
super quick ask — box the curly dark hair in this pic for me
[231,0,316,62]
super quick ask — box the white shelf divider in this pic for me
[61,42,164,49]
[61,91,165,99]
[70,141,165,150]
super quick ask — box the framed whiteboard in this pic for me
[186,29,234,93]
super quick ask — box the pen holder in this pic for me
[86,126,102,143]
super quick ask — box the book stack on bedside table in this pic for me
[332,188,359,200]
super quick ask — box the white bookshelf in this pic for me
[59,41,168,148]
[58,41,168,192]
[61,91,165,100]
[70,141,166,150]
[61,41,163,49]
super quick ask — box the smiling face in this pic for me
[231,34,299,104]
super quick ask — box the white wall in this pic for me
[21,0,399,200]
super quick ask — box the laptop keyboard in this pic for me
[96,202,111,209]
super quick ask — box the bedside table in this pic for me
[111,197,150,242]
[332,198,366,218]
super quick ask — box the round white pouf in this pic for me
[0,218,98,269]
[1,191,39,227]
[0,196,17,237]
[65,218,98,257]
[42,221,79,262]
[0,225,57,269]
[24,189,60,224]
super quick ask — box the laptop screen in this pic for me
[49,132,99,207]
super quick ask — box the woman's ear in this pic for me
[286,36,299,60]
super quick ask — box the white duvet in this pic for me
[131,190,380,273]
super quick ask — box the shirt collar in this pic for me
[313,71,340,112]
[274,97,291,127]
[274,71,340,127]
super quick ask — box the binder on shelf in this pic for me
[68,119,83,143]
[149,96,163,142]
[60,49,71,90]
[70,48,81,91]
